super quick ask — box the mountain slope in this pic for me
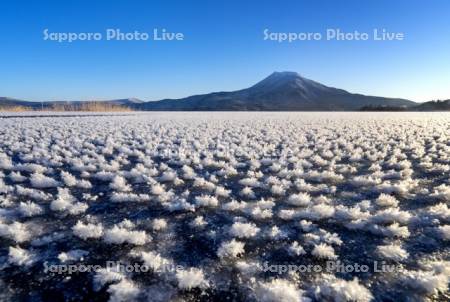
[96,98,144,106]
[0,97,43,108]
[139,72,415,111]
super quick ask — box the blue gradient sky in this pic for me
[1,0,449,102]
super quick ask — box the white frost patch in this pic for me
[401,270,449,296]
[215,186,231,197]
[110,192,150,203]
[299,204,335,221]
[286,193,311,207]
[150,183,166,195]
[222,200,247,212]
[109,175,131,192]
[370,208,412,225]
[315,276,373,302]
[30,173,60,188]
[288,241,306,256]
[72,221,104,240]
[267,226,287,240]
[195,195,219,207]
[15,185,51,201]
[235,260,261,277]
[229,222,260,238]
[18,201,43,217]
[50,188,88,215]
[312,243,337,260]
[103,225,148,245]
[107,279,140,302]
[0,178,13,193]
[240,186,256,199]
[176,268,208,290]
[190,216,207,228]
[217,239,245,259]
[427,203,450,221]
[61,171,92,189]
[8,246,35,266]
[117,219,135,229]
[151,218,167,231]
[385,223,411,238]
[0,221,31,242]
[8,172,26,183]
[93,267,124,291]
[255,279,309,302]
[437,225,450,240]
[61,171,78,186]
[375,193,399,207]
[376,244,409,261]
[0,154,13,169]
[159,171,177,182]
[431,184,450,201]
[58,249,89,262]
[139,251,171,271]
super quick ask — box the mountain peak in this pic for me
[270,71,302,77]
[251,71,326,95]
[263,71,305,82]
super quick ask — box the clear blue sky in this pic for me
[1,0,449,102]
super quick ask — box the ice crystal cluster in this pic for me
[0,112,449,301]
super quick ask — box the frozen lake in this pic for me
[0,112,449,301]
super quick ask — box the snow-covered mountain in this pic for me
[1,73,417,111]
[139,72,416,110]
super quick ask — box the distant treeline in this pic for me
[360,100,450,112]
[0,105,31,112]
[414,99,450,111]
[0,102,133,112]
[359,105,408,111]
